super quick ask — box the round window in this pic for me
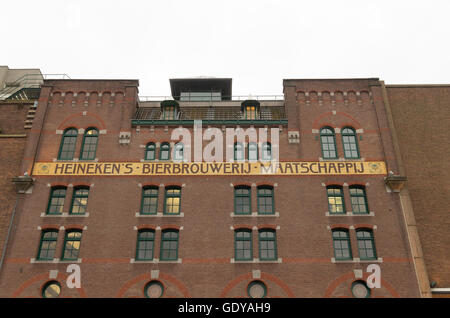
[247,281,267,298]
[351,280,371,298]
[42,281,61,298]
[144,281,164,298]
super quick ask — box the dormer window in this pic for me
[160,100,180,120]
[163,105,177,120]
[241,100,260,120]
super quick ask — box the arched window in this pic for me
[58,128,78,160]
[70,187,89,215]
[257,186,274,215]
[173,142,184,161]
[342,127,360,159]
[258,229,277,260]
[349,185,369,214]
[160,229,179,261]
[37,230,58,260]
[326,186,345,214]
[136,229,155,261]
[320,127,337,159]
[141,186,158,215]
[332,229,352,260]
[80,128,99,160]
[46,187,66,215]
[248,142,258,161]
[356,229,377,260]
[234,186,251,215]
[234,229,252,261]
[145,142,156,160]
[262,142,272,161]
[164,186,181,215]
[61,230,82,261]
[234,142,244,161]
[159,142,170,160]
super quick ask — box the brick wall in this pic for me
[387,86,450,291]
[0,79,421,297]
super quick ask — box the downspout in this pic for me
[0,196,19,274]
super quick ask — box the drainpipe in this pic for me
[0,196,19,275]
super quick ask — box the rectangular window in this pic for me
[141,187,158,215]
[245,106,258,120]
[160,230,179,261]
[164,187,181,214]
[235,230,252,261]
[259,230,277,260]
[136,230,155,260]
[37,230,58,260]
[356,230,377,260]
[70,187,89,214]
[61,231,82,260]
[163,106,176,120]
[235,187,251,215]
[46,187,66,214]
[327,187,345,214]
[332,229,352,260]
[257,187,274,215]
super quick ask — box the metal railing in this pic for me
[139,95,284,102]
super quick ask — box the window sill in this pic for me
[325,211,374,217]
[41,212,89,217]
[230,258,282,264]
[231,212,279,217]
[130,258,182,264]
[30,258,82,264]
[135,212,184,217]
[331,257,382,263]
[319,157,365,162]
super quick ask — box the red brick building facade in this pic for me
[0,77,430,297]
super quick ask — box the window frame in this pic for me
[234,142,244,161]
[135,229,155,261]
[320,127,338,159]
[69,186,90,215]
[326,186,346,214]
[356,229,377,260]
[79,127,99,160]
[140,186,159,215]
[163,186,181,215]
[162,105,177,120]
[159,142,170,161]
[244,105,259,120]
[258,229,277,261]
[160,229,179,261]
[341,127,360,159]
[234,186,251,215]
[46,187,66,215]
[173,142,184,161]
[41,281,62,298]
[234,229,253,261]
[145,142,156,161]
[261,142,272,161]
[247,142,258,161]
[61,230,82,261]
[57,128,78,160]
[332,229,353,261]
[37,230,58,261]
[247,280,267,298]
[257,186,274,215]
[349,185,369,214]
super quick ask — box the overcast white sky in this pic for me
[1,0,450,96]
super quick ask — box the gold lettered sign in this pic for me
[33,161,386,176]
